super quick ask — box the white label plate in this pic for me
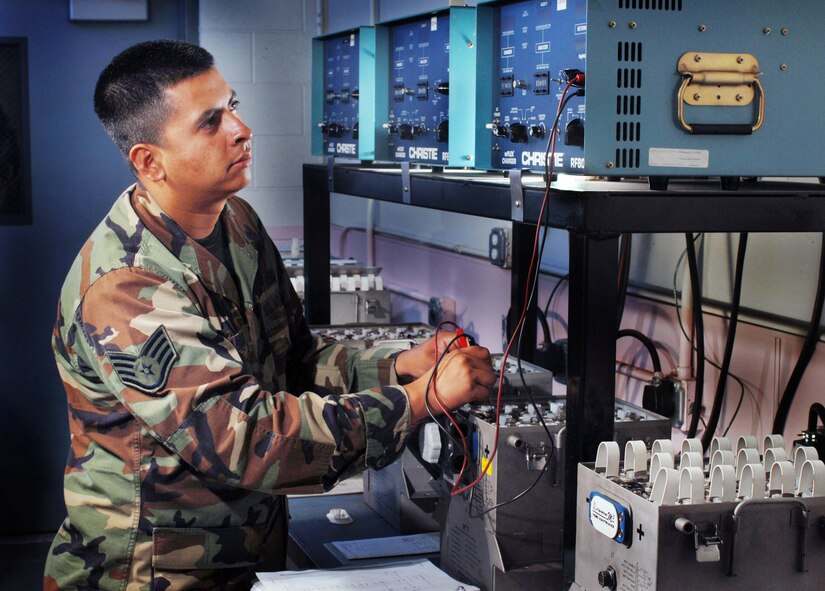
[649,147,709,169]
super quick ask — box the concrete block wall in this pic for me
[199,0,318,237]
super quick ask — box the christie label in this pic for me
[408,146,440,161]
[336,143,357,155]
[521,151,564,168]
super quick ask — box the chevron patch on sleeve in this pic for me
[106,326,178,394]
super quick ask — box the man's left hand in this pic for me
[394,331,468,380]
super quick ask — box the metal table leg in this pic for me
[563,230,619,586]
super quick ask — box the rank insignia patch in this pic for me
[107,326,178,394]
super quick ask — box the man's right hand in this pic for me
[403,346,496,423]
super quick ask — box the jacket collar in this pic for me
[127,184,256,306]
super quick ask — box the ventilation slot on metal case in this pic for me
[614,42,643,169]
[618,0,683,11]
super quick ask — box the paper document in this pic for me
[330,531,439,560]
[255,558,478,591]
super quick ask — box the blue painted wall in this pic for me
[0,0,196,536]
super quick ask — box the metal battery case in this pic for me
[362,353,554,535]
[287,258,392,325]
[572,451,825,590]
[363,448,441,534]
[440,399,670,591]
[475,0,825,179]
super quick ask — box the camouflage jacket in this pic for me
[45,185,411,590]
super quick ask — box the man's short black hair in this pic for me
[94,40,215,162]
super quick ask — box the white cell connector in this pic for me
[708,463,736,502]
[595,441,620,478]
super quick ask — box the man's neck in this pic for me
[140,182,226,239]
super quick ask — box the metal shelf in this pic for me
[302,162,825,587]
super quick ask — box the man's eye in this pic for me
[229,99,240,111]
[202,115,219,128]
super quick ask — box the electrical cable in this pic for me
[466,84,575,512]
[773,233,825,435]
[672,237,750,437]
[452,78,580,497]
[721,384,745,437]
[701,233,748,451]
[809,402,825,432]
[616,329,662,373]
[537,307,551,346]
[516,87,581,364]
[685,233,705,438]
[543,274,569,342]
[423,329,473,490]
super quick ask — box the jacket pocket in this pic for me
[151,523,267,589]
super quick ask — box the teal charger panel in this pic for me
[476,0,587,173]
[312,27,376,160]
[374,7,477,166]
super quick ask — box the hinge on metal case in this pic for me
[676,52,764,134]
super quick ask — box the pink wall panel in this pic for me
[330,224,824,451]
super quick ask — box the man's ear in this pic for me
[129,143,165,182]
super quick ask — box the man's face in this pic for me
[155,67,252,207]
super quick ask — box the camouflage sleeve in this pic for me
[259,222,402,398]
[71,267,411,494]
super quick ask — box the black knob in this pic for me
[598,566,617,590]
[529,125,545,139]
[565,118,585,148]
[508,123,528,144]
[352,121,359,140]
[436,120,449,143]
[436,82,449,95]
[399,124,414,140]
[327,123,346,138]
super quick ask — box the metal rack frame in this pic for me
[302,162,825,585]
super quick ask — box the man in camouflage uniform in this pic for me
[45,40,495,590]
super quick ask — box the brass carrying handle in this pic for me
[678,76,765,134]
